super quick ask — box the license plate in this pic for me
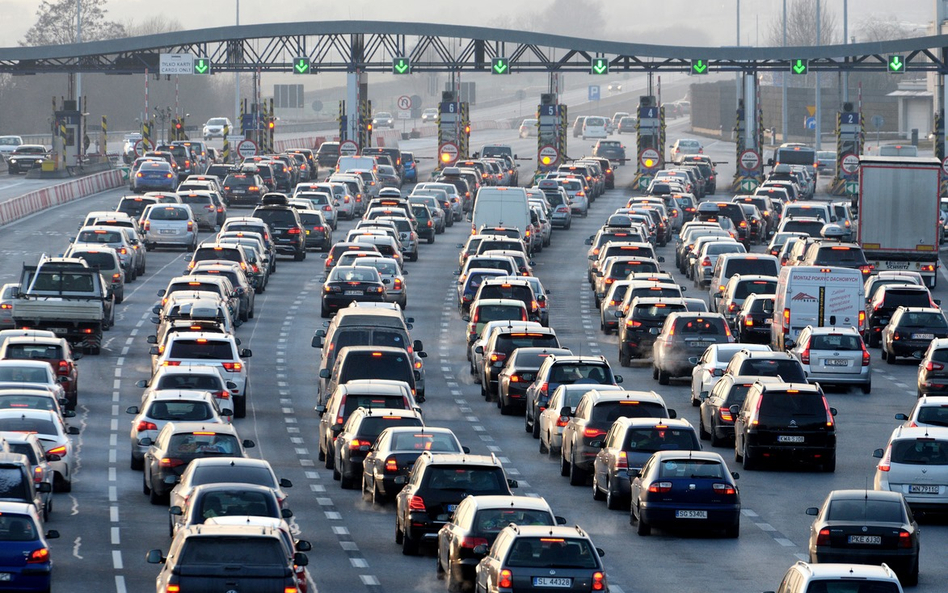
[909,484,939,494]
[48,328,67,334]
[912,333,935,340]
[159,229,177,234]
[0,573,10,581]
[848,535,882,545]
[344,290,363,296]
[688,340,714,347]
[777,435,805,443]
[520,373,534,381]
[885,261,910,270]
[824,359,848,366]
[675,510,708,519]
[764,319,772,324]
[232,190,245,194]
[533,577,572,588]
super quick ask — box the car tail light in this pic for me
[701,257,711,267]
[160,457,186,468]
[816,528,831,546]
[858,264,874,276]
[647,481,672,493]
[46,445,67,457]
[823,397,835,428]
[744,318,754,327]
[166,585,180,593]
[800,342,811,364]
[877,445,892,472]
[489,352,506,363]
[349,439,372,451]
[288,227,301,235]
[460,536,489,549]
[408,495,426,511]
[616,451,628,469]
[583,427,605,438]
[162,361,181,367]
[57,360,70,373]
[556,414,570,427]
[712,368,725,377]
[221,362,242,372]
[213,390,230,401]
[893,331,901,342]
[898,530,913,548]
[926,361,944,372]
[718,407,733,422]
[858,310,866,332]
[626,319,642,328]
[499,569,513,589]
[32,465,44,483]
[712,483,736,495]
[385,458,399,473]
[783,309,790,334]
[142,221,151,231]
[27,547,49,564]
[137,421,158,432]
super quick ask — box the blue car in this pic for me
[0,502,59,591]
[131,161,177,193]
[402,152,417,183]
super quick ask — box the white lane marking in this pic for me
[111,527,121,545]
[112,550,123,570]
[72,537,83,559]
[115,576,127,593]
[360,575,380,586]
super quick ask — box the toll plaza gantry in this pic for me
[7,21,948,181]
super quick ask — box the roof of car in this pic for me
[460,495,553,512]
[336,380,412,396]
[647,450,723,464]
[787,561,900,581]
[419,452,503,467]
[583,389,665,404]
[162,421,241,436]
[145,389,217,402]
[612,417,693,429]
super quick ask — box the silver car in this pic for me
[788,325,871,394]
[352,256,406,309]
[140,204,198,251]
[177,191,219,231]
[873,425,948,510]
[538,384,625,454]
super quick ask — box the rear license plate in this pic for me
[885,261,910,270]
[848,535,882,545]
[912,333,935,340]
[777,435,805,443]
[0,573,10,581]
[520,373,534,381]
[764,319,772,324]
[232,190,245,194]
[344,290,363,296]
[824,359,848,366]
[910,484,939,494]
[675,510,708,519]
[533,577,572,587]
[159,229,176,235]
[688,340,714,347]
[48,327,67,334]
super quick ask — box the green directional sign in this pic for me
[392,56,411,75]
[691,59,708,75]
[292,57,310,75]
[492,57,510,75]
[740,178,759,192]
[845,181,859,194]
[888,55,905,74]
[792,59,808,75]
[591,57,609,75]
[193,58,210,75]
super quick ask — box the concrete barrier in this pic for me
[0,169,124,227]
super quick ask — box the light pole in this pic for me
[781,0,787,142]
[815,0,822,150]
[235,0,240,135]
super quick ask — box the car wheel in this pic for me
[524,413,532,434]
[560,450,570,476]
[401,529,420,556]
[340,467,356,490]
[130,454,143,471]
[233,394,247,419]
[294,249,306,261]
[636,510,651,536]
[332,463,341,481]
[618,349,631,367]
[886,350,897,364]
[149,484,165,505]
[325,446,335,469]
[532,416,541,438]
[822,455,836,473]
[539,434,549,454]
[395,519,403,544]
[724,522,740,538]
[592,474,606,501]
[698,416,710,440]
[606,479,624,510]
[427,235,435,244]
[742,445,759,470]
[142,472,151,495]
[862,383,872,395]
[568,459,587,486]
[652,366,659,380]
[658,369,670,386]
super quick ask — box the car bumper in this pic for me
[638,502,742,530]
[407,512,448,541]
[890,339,941,357]
[803,368,871,386]
[323,293,385,312]
[811,548,916,575]
[0,567,52,591]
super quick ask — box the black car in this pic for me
[722,350,807,383]
[917,337,948,398]
[699,374,777,447]
[394,452,515,555]
[410,204,435,244]
[497,347,571,416]
[222,172,267,207]
[320,265,386,317]
[592,140,626,164]
[361,427,466,503]
[298,210,333,252]
[865,284,936,347]
[806,489,919,586]
[618,297,688,366]
[331,408,423,490]
[734,294,775,344]
[7,145,48,174]
[251,196,306,261]
[697,202,750,245]
[316,141,340,168]
[523,355,622,437]
[881,306,948,363]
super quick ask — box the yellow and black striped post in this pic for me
[269,98,275,153]
[101,116,107,156]
[338,100,346,141]
[558,105,568,161]
[240,100,247,137]
[459,102,470,158]
[222,124,230,163]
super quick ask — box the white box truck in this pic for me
[771,266,866,351]
[857,156,941,288]
[471,187,531,234]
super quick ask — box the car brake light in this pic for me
[823,397,835,428]
[816,528,831,546]
[718,407,733,422]
[288,227,301,234]
[898,530,913,548]
[460,536,489,549]
[616,451,628,469]
[27,547,49,564]
[222,362,242,372]
[592,571,605,591]
[712,483,736,495]
[489,352,506,363]
[701,257,711,267]
[385,458,399,473]
[744,318,754,327]
[647,481,672,493]
[349,439,372,451]
[46,445,67,456]
[800,342,811,364]
[160,457,186,468]
[499,569,513,589]
[137,421,158,432]
[408,495,426,511]
[926,361,945,372]
[583,427,605,438]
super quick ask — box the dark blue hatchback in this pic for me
[0,503,58,592]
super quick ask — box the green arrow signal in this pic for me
[492,58,509,74]
[293,58,309,74]
[792,59,808,75]
[194,58,209,74]
[393,57,410,74]
[592,58,608,75]
[692,59,708,74]
[888,55,904,73]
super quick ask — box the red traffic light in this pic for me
[366,123,373,131]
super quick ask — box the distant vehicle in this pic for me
[608,81,623,92]
[372,112,395,128]
[202,117,232,140]
[0,135,24,155]
[421,108,438,123]
[519,118,538,138]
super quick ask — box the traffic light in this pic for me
[366,122,373,133]
[392,57,411,74]
[193,58,211,75]
[791,59,808,75]
[591,57,609,75]
[888,55,905,74]
[268,118,275,130]
[440,151,453,164]
[173,119,183,140]
[463,123,471,135]
[690,59,709,75]
[491,57,510,75]
[292,57,310,75]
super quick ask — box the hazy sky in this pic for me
[0,0,936,49]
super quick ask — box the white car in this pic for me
[138,364,239,417]
[689,343,771,405]
[0,360,66,403]
[0,135,24,155]
[873,425,948,510]
[0,408,78,492]
[203,117,233,140]
[896,396,948,429]
[581,116,609,140]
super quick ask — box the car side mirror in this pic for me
[152,305,162,314]
[472,544,489,556]
[293,552,309,567]
[413,340,424,352]
[785,339,795,349]
[596,548,605,558]
[295,539,312,552]
[560,406,572,418]
[614,310,623,319]
[805,507,819,516]
[242,439,256,449]
[220,408,233,417]
[728,405,741,416]
[873,448,885,458]
[584,237,593,245]
[67,426,79,435]
[417,351,428,359]
[148,346,160,356]
[462,446,471,454]
[37,482,51,493]
[658,256,665,263]
[150,316,160,324]
[281,508,294,519]
[649,327,660,335]
[688,357,698,365]
[138,437,153,447]
[226,381,238,390]
[461,314,471,322]
[614,374,623,384]
[667,409,677,419]
[319,369,331,379]
[555,516,567,525]
[64,409,77,418]
[146,335,158,344]
[169,506,183,516]
[507,479,518,489]
[829,407,837,416]
[895,413,908,421]
[730,472,740,480]
[414,370,421,381]
[279,478,293,488]
[315,405,326,416]
[589,440,604,449]
[45,530,59,539]
[146,549,165,564]
[912,351,924,360]
[628,468,641,478]
[474,346,483,354]
[240,349,252,358]
[45,454,61,462]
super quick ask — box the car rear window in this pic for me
[146,401,214,421]
[591,401,667,423]
[0,468,28,501]
[6,444,38,465]
[608,260,660,277]
[168,340,234,360]
[737,359,805,382]
[473,509,554,535]
[724,259,779,278]
[623,427,699,452]
[675,318,728,336]
[813,247,867,265]
[632,303,686,321]
[757,392,826,422]
[890,438,948,465]
[782,220,824,236]
[192,466,274,488]
[734,280,777,300]
[150,207,191,221]
[72,252,116,270]
[77,230,122,243]
[181,537,285,565]
[898,312,947,328]
[826,499,905,522]
[504,537,598,569]
[340,353,411,382]
[355,416,423,441]
[194,248,241,265]
[253,209,297,227]
[4,344,63,360]
[168,432,240,455]
[494,333,559,355]
[476,304,524,323]
[155,374,222,391]
[657,459,724,479]
[343,395,408,417]
[883,290,932,308]
[392,432,458,452]
[424,466,507,494]
[810,334,862,350]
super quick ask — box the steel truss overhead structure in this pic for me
[1,21,947,75]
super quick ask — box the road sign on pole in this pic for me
[740,178,759,192]
[804,116,816,130]
[236,139,258,159]
[845,181,859,194]
[538,145,559,167]
[640,148,660,169]
[840,153,860,175]
[159,53,194,75]
[439,142,460,165]
[397,96,412,110]
[738,149,761,172]
[942,156,948,177]
[339,140,359,156]
[588,85,601,101]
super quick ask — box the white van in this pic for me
[581,116,609,140]
[335,155,378,174]
[471,187,531,235]
[771,266,866,350]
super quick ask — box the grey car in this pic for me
[788,325,871,394]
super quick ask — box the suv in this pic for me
[865,284,936,346]
[722,349,807,383]
[873,425,948,513]
[394,452,517,555]
[800,242,872,277]
[251,197,307,261]
[768,562,904,593]
[477,326,560,399]
[653,312,733,385]
[560,389,675,486]
[618,297,689,366]
[147,524,308,593]
[708,254,779,310]
[732,381,837,471]
[0,453,51,521]
[320,346,420,407]
[716,274,778,326]
[473,524,607,593]
[523,355,622,436]
[882,306,948,364]
[917,338,948,398]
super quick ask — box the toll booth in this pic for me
[53,100,82,169]
[537,93,563,173]
[830,102,864,197]
[632,95,663,191]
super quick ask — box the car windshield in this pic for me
[725,259,778,277]
[424,466,507,493]
[0,395,56,412]
[504,537,598,569]
[191,465,274,488]
[355,416,423,441]
[391,432,459,452]
[474,509,553,535]
[3,344,63,360]
[734,280,776,300]
[810,334,862,350]
[77,230,122,243]
[341,353,410,382]
[890,439,948,465]
[549,364,610,384]
[826,499,905,522]
[624,427,698,452]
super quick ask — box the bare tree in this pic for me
[123,15,183,37]
[21,0,125,46]
[767,0,840,48]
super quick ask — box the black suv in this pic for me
[251,194,306,261]
[865,284,936,347]
[732,381,837,471]
[523,355,623,437]
[394,452,516,555]
[331,408,423,489]
[800,242,871,278]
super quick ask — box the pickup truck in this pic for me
[11,257,114,354]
